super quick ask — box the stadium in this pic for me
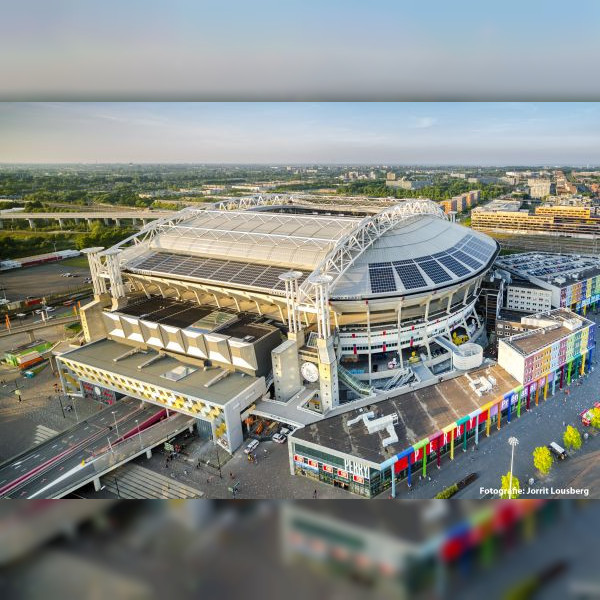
[57,196,499,452]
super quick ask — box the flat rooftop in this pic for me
[292,363,519,466]
[60,338,261,407]
[502,309,594,356]
[114,296,274,339]
[495,252,600,284]
[118,296,219,328]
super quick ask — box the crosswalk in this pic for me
[101,464,204,499]
[33,424,58,445]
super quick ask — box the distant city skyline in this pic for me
[1,102,599,166]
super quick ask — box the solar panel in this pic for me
[452,250,483,269]
[128,251,305,293]
[393,262,427,289]
[437,254,470,277]
[369,263,397,294]
[418,260,452,284]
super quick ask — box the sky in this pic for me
[1,1,600,100]
[1,102,599,166]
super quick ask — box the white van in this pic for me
[244,439,260,454]
[548,442,567,460]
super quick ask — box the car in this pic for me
[548,441,568,460]
[580,402,600,426]
[272,433,286,444]
[45,306,56,312]
[244,439,259,454]
[34,309,44,315]
[63,299,75,306]
[280,427,292,437]
[61,273,72,278]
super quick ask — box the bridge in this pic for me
[0,397,197,499]
[0,210,173,230]
[0,315,80,341]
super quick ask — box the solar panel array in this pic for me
[367,233,496,294]
[393,261,427,290]
[368,263,397,294]
[462,236,494,263]
[415,258,452,284]
[129,251,305,293]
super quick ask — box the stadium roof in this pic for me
[107,197,497,300]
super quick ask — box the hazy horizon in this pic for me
[1,102,599,166]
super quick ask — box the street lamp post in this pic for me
[57,394,65,419]
[216,443,222,479]
[508,436,519,499]
[72,395,79,422]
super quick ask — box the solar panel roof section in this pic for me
[127,251,305,293]
[393,261,427,289]
[417,259,452,284]
[452,250,483,269]
[368,263,397,294]
[437,254,471,277]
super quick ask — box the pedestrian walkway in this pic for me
[33,425,58,445]
[102,464,204,499]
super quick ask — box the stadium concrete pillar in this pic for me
[103,218,110,226]
[526,385,531,411]
[397,302,404,369]
[462,425,467,452]
[543,378,548,400]
[93,477,101,491]
[517,389,522,418]
[463,284,471,306]
[391,465,396,498]
[535,384,539,406]
[552,373,556,395]
[446,291,454,314]
[497,402,502,429]
[581,351,586,376]
[475,414,480,445]
[422,448,427,477]
[507,395,511,423]
[407,453,412,487]
[115,218,122,227]
[567,360,573,385]
[366,300,372,385]
[28,218,35,229]
[142,219,149,226]
[146,448,152,459]
[450,429,455,460]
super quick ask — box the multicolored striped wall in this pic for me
[561,274,600,310]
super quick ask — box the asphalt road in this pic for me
[0,397,160,499]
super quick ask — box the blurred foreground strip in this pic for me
[0,499,597,600]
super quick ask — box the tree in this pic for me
[500,471,521,499]
[532,446,553,475]
[589,407,600,429]
[563,425,582,451]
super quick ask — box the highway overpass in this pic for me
[0,210,173,229]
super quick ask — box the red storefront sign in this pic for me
[322,464,334,473]
[353,474,365,484]
[337,469,349,479]
[293,454,304,463]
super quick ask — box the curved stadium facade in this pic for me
[57,195,499,453]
